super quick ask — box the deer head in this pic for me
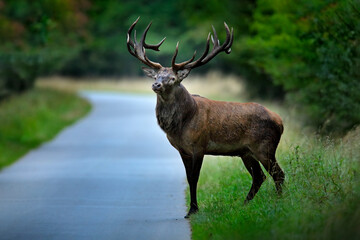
[127,17,234,94]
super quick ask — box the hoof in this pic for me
[275,181,285,195]
[184,207,198,218]
[243,196,253,205]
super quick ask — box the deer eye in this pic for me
[170,77,176,81]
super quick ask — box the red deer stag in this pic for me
[127,17,285,218]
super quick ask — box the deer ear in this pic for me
[176,69,191,81]
[142,67,157,79]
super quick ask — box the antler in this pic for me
[127,17,165,69]
[172,22,234,71]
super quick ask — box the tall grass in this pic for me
[189,105,360,240]
[0,88,91,169]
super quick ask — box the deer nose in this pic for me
[152,82,162,91]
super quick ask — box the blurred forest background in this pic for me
[0,0,359,135]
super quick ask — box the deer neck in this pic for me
[155,83,197,135]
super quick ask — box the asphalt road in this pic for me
[0,92,191,240]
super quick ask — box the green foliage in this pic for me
[59,0,257,76]
[0,53,39,97]
[0,87,91,169]
[246,0,360,133]
[60,0,186,75]
[0,0,89,97]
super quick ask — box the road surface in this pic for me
[0,92,191,240]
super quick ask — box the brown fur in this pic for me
[152,78,285,218]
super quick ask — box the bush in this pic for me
[0,53,39,98]
[0,0,89,97]
[245,0,360,134]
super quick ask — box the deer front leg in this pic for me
[180,152,204,218]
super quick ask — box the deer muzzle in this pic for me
[152,82,163,92]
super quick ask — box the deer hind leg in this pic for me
[253,148,285,194]
[241,153,266,203]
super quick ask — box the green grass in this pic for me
[0,87,91,169]
[188,104,360,240]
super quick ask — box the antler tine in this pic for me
[183,33,211,69]
[222,22,233,53]
[225,27,234,54]
[126,17,164,69]
[171,42,179,68]
[127,16,139,47]
[172,23,234,71]
[146,37,166,51]
[134,30,137,44]
[223,22,231,46]
[172,33,211,70]
[171,41,197,70]
[211,25,220,48]
[141,22,166,51]
[181,50,197,66]
[198,22,232,64]
[195,33,211,63]
[127,17,139,58]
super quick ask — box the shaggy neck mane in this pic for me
[156,84,197,135]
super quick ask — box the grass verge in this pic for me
[188,103,360,240]
[0,87,91,170]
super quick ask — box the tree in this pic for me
[0,0,89,98]
[245,0,360,134]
